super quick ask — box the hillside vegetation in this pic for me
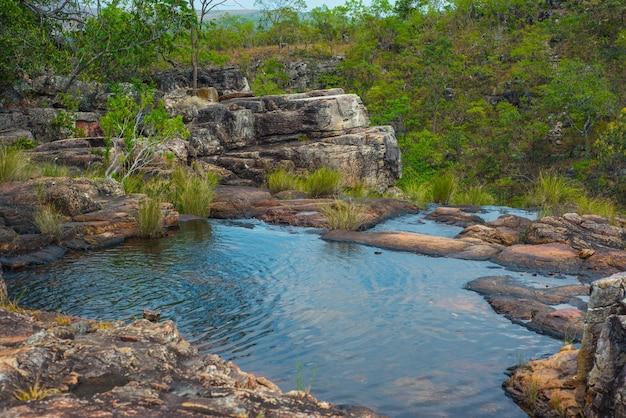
[1,0,624,209]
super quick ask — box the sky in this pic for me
[216,0,372,11]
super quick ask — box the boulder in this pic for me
[458,214,531,246]
[0,307,382,417]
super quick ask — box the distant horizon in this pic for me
[210,0,374,11]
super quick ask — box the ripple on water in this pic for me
[6,217,569,418]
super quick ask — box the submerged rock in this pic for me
[0,307,382,418]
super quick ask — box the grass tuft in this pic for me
[39,163,70,178]
[303,168,342,198]
[14,380,59,402]
[320,200,366,230]
[453,185,496,206]
[430,173,457,204]
[0,146,30,182]
[575,195,617,221]
[527,172,581,216]
[266,169,300,194]
[172,167,219,217]
[34,205,65,240]
[137,197,163,238]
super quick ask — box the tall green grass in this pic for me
[453,185,496,206]
[303,167,342,197]
[575,195,617,221]
[39,163,70,178]
[266,169,300,194]
[137,197,163,238]
[430,174,457,204]
[401,181,431,207]
[34,205,65,240]
[320,200,366,230]
[528,172,582,216]
[171,167,219,217]
[0,146,30,182]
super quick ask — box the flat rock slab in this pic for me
[425,207,484,227]
[322,230,501,260]
[0,307,382,417]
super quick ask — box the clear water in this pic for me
[5,210,574,418]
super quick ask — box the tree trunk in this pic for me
[191,26,198,91]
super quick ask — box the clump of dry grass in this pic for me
[321,200,366,231]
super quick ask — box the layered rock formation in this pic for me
[3,68,402,192]
[0,178,177,268]
[505,272,626,418]
[0,306,380,418]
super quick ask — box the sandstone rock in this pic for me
[0,307,381,417]
[525,213,626,251]
[322,230,502,260]
[504,345,583,418]
[458,214,531,246]
[195,86,219,102]
[0,178,178,268]
[425,207,484,227]
[29,138,105,168]
[466,276,589,305]
[154,66,251,95]
[0,128,34,146]
[210,186,417,229]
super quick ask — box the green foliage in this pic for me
[171,167,219,217]
[0,147,30,183]
[266,169,300,193]
[453,185,496,206]
[321,200,367,231]
[137,198,163,239]
[34,205,65,240]
[39,163,70,178]
[575,195,617,222]
[430,174,457,205]
[527,172,582,216]
[251,59,289,96]
[401,181,431,208]
[302,168,342,198]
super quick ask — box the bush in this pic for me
[137,197,163,238]
[430,174,457,204]
[321,200,366,231]
[39,163,70,178]
[528,172,582,216]
[453,185,496,206]
[266,168,300,194]
[0,146,30,182]
[34,205,64,240]
[171,167,219,217]
[303,168,342,197]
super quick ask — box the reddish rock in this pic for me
[425,207,484,227]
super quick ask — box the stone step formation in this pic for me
[1,68,401,193]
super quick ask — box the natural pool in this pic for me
[6,208,576,418]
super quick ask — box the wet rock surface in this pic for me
[466,276,588,340]
[0,178,178,268]
[0,307,381,418]
[425,207,484,227]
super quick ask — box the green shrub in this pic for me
[171,167,219,217]
[121,175,144,194]
[453,185,496,206]
[430,174,457,204]
[343,180,369,198]
[34,205,65,240]
[321,200,366,231]
[0,146,30,182]
[303,168,342,197]
[528,172,582,216]
[266,169,300,194]
[137,197,163,238]
[39,163,70,178]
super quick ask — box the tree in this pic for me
[100,88,189,181]
[542,59,618,155]
[255,0,305,46]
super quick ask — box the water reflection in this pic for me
[6,215,569,418]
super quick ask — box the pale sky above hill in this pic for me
[216,0,371,11]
